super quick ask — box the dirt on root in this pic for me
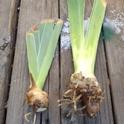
[58,72,104,118]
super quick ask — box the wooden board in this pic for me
[0,0,19,123]
[59,0,114,124]
[105,0,124,124]
[6,0,59,124]
[4,0,124,124]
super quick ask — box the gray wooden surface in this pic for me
[0,0,19,123]
[0,0,123,124]
[105,0,124,124]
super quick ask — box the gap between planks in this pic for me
[104,0,124,124]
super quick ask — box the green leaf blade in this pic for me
[67,0,107,75]
[37,20,55,69]
[33,30,40,54]
[26,19,63,89]
[26,33,38,82]
[67,0,85,71]
[84,0,107,73]
[37,20,63,88]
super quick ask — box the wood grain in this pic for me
[4,0,124,123]
[0,0,19,123]
[105,0,124,124]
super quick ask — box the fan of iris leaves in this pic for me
[26,19,63,88]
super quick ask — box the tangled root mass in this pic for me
[58,72,104,118]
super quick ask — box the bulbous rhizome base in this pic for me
[58,72,104,118]
[26,86,48,112]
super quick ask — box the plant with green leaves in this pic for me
[58,0,107,117]
[26,19,63,112]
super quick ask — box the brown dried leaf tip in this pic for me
[26,75,48,112]
[58,72,104,118]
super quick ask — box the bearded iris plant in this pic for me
[26,19,63,112]
[58,0,107,117]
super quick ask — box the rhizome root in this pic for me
[58,72,104,118]
[26,86,48,111]
[26,74,48,112]
[25,75,48,122]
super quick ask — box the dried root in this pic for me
[58,72,104,118]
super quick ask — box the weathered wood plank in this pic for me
[60,0,114,124]
[105,0,124,124]
[6,0,59,124]
[0,0,20,123]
